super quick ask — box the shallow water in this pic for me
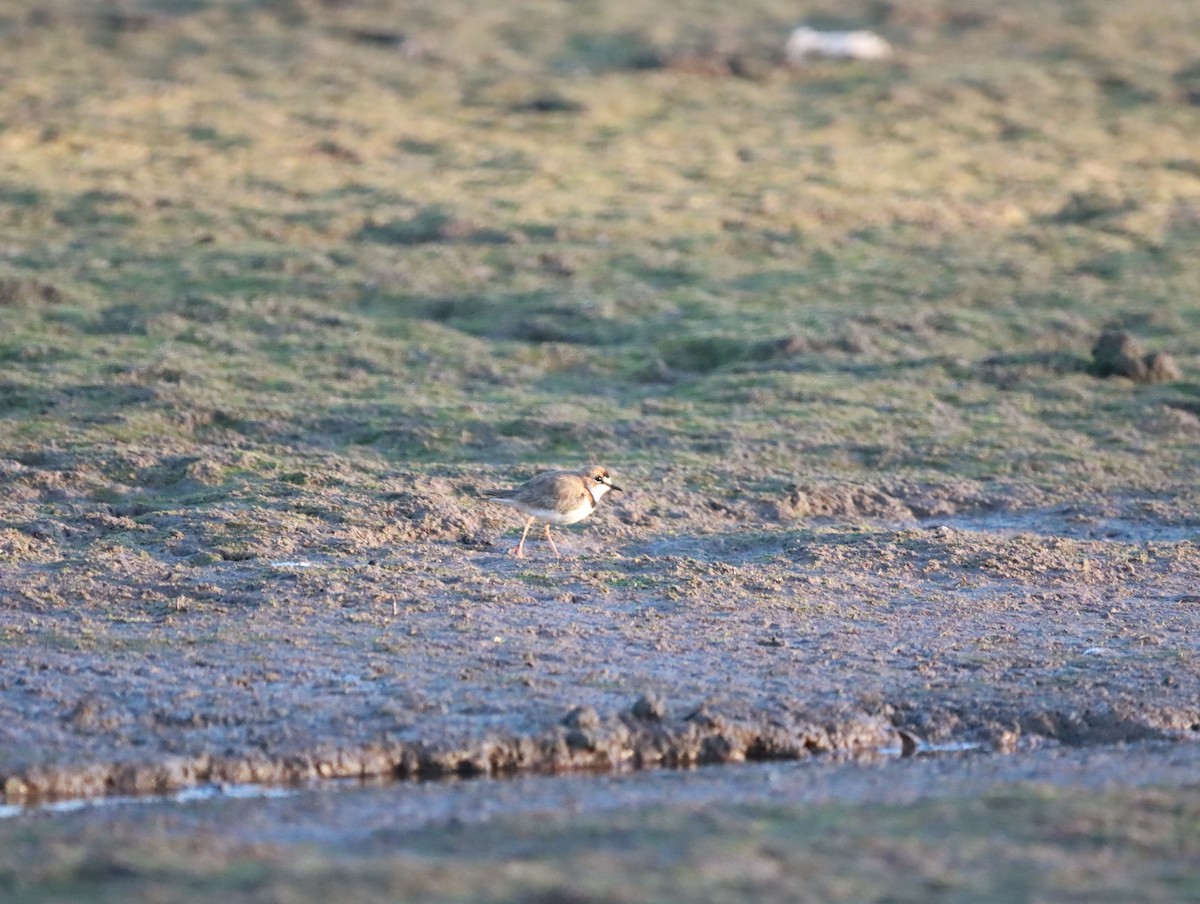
[0,735,981,822]
[0,781,301,820]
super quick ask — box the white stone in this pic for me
[785,26,892,64]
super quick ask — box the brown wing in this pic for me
[525,470,594,511]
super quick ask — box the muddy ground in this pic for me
[2,478,1199,799]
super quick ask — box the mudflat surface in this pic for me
[2,487,1200,797]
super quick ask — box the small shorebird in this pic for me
[483,465,622,558]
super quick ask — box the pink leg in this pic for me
[544,522,561,558]
[513,517,535,558]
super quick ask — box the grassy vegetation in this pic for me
[1,0,1199,509]
[2,783,1199,903]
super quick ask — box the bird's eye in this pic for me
[595,475,605,481]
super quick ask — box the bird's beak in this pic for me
[609,481,623,492]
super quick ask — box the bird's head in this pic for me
[583,465,622,498]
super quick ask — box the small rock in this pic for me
[630,694,666,721]
[699,734,742,763]
[1144,351,1181,383]
[561,705,600,730]
[564,729,595,751]
[786,26,892,64]
[1092,330,1148,379]
[1091,330,1180,383]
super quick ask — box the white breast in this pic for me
[521,500,594,525]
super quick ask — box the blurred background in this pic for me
[2,0,1199,544]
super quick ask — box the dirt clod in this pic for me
[630,694,666,721]
[562,705,602,730]
[1091,330,1180,383]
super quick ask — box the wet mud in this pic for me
[2,468,1198,803]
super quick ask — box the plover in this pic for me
[483,465,622,558]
